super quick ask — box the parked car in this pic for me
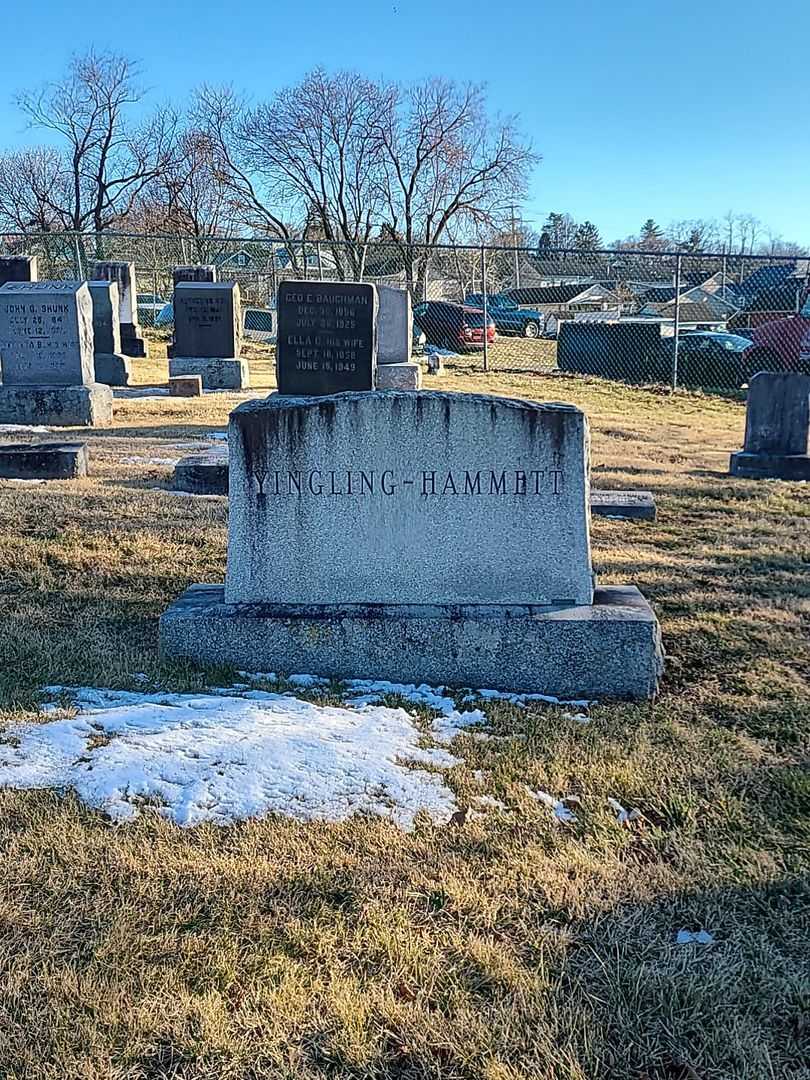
[413,301,495,352]
[137,292,169,327]
[464,293,545,338]
[660,331,753,387]
[740,287,810,375]
[152,302,277,344]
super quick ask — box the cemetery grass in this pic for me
[0,340,808,1080]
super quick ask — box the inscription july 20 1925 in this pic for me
[246,466,565,498]
[276,281,376,395]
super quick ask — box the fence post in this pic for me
[302,240,308,281]
[672,253,682,389]
[72,233,83,278]
[317,242,323,281]
[482,245,489,373]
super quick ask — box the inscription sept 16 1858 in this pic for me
[276,281,376,395]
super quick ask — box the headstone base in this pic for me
[591,490,657,521]
[0,441,88,480]
[94,353,133,386]
[121,324,148,358]
[169,357,250,391]
[729,451,810,481]
[160,583,664,700]
[375,362,422,391]
[174,449,228,494]
[0,384,113,427]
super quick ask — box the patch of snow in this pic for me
[288,673,330,688]
[676,929,714,945]
[149,488,225,499]
[470,688,594,708]
[423,344,461,358]
[472,795,508,811]
[239,671,278,683]
[527,787,578,824]
[563,712,591,724]
[2,478,46,485]
[0,424,50,434]
[211,432,228,441]
[121,456,180,466]
[0,688,462,829]
[607,797,642,826]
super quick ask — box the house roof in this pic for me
[641,301,728,324]
[505,283,603,305]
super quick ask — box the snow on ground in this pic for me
[0,424,50,434]
[2,688,461,829]
[0,675,600,830]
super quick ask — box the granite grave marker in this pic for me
[0,281,112,426]
[730,371,810,480]
[88,281,132,386]
[169,282,249,390]
[0,255,38,287]
[276,280,377,395]
[89,261,148,358]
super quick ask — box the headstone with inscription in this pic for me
[375,284,421,390]
[89,261,148,358]
[0,281,113,426]
[169,282,249,390]
[173,265,217,287]
[0,255,38,287]
[730,371,810,480]
[161,390,663,699]
[88,281,132,386]
[276,280,377,395]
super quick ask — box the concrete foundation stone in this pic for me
[160,583,664,700]
[169,357,249,390]
[169,375,203,397]
[174,449,229,494]
[375,361,422,390]
[94,354,133,386]
[0,384,113,426]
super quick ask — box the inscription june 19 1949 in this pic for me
[276,280,377,395]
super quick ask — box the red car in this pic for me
[413,300,496,352]
[742,286,810,374]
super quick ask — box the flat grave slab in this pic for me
[590,489,657,521]
[0,441,88,480]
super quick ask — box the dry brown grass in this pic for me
[0,335,807,1079]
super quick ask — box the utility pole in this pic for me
[511,204,521,289]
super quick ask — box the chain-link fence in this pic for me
[2,231,808,392]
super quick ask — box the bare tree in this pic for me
[12,49,176,246]
[0,147,69,231]
[374,79,536,295]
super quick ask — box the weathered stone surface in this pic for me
[174,449,229,494]
[89,261,148,358]
[375,361,422,390]
[0,281,94,386]
[0,255,38,286]
[174,283,241,359]
[88,261,139,325]
[742,371,810,455]
[0,383,113,427]
[0,441,88,479]
[377,285,412,364]
[173,265,217,287]
[591,489,656,521]
[94,354,132,386]
[729,371,810,480]
[169,356,249,390]
[160,583,663,700]
[276,281,377,395]
[168,374,203,397]
[88,281,121,355]
[425,353,444,375]
[226,391,593,607]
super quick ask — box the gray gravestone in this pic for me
[730,371,810,480]
[161,390,663,698]
[173,265,217,286]
[276,280,377,395]
[0,256,38,287]
[377,285,412,364]
[169,282,248,390]
[88,281,131,386]
[88,261,148,358]
[0,281,112,425]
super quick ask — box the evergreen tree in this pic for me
[639,218,665,250]
[574,220,602,250]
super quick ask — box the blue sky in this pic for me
[1,0,808,245]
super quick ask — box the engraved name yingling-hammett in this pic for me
[246,466,566,498]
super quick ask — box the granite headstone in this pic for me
[169,282,248,390]
[88,261,148,358]
[730,371,810,480]
[276,280,377,395]
[0,255,38,287]
[88,280,132,385]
